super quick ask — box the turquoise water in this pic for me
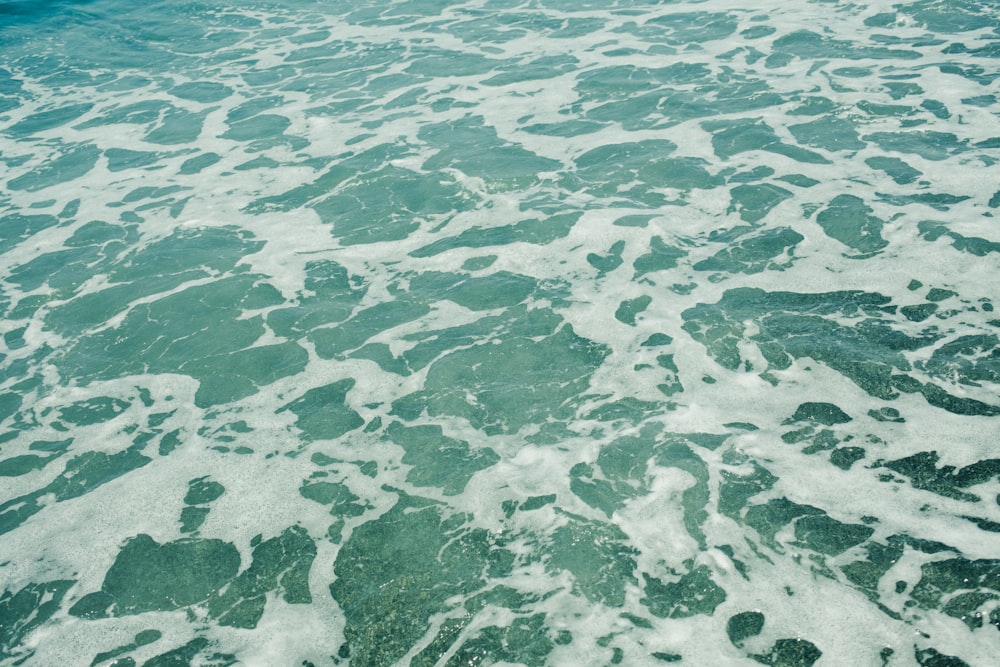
[1,0,999,664]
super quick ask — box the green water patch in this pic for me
[856,100,917,119]
[751,638,822,666]
[921,99,950,119]
[70,535,241,617]
[0,445,151,536]
[694,227,803,274]
[179,152,222,174]
[46,226,263,333]
[244,160,356,215]
[313,164,470,245]
[439,612,554,667]
[409,211,581,258]
[641,562,726,618]
[785,402,852,426]
[0,212,61,255]
[205,526,316,629]
[221,112,292,145]
[901,303,938,322]
[382,299,567,377]
[119,185,189,217]
[311,299,430,359]
[914,647,971,667]
[409,270,538,311]
[522,119,606,137]
[7,143,101,192]
[0,580,75,664]
[918,334,1000,387]
[405,47,500,77]
[0,445,67,477]
[144,108,209,145]
[862,131,968,161]
[420,115,561,189]
[615,296,652,326]
[742,24,776,39]
[726,166,775,183]
[727,184,793,223]
[568,139,681,204]
[74,99,170,129]
[679,287,996,413]
[880,451,1000,502]
[8,236,134,301]
[59,272,306,407]
[574,64,704,100]
[910,557,1000,630]
[58,397,130,426]
[588,240,626,276]
[299,478,368,542]
[4,102,93,137]
[840,538,914,610]
[897,0,997,33]
[702,118,830,164]
[643,333,674,347]
[815,195,888,255]
[443,15,527,45]
[330,493,508,666]
[104,148,164,172]
[70,526,314,629]
[916,382,1000,417]
[462,255,497,271]
[791,515,874,556]
[644,11,739,45]
[391,307,608,434]
[771,29,921,61]
[180,477,225,534]
[781,425,841,455]
[584,88,714,130]
[655,352,684,398]
[727,610,765,646]
[278,379,364,442]
[924,288,956,302]
[570,426,715,547]
[409,584,556,666]
[568,462,622,518]
[876,191,970,211]
[40,220,121,248]
[482,54,578,85]
[789,96,837,116]
[639,156,723,191]
[869,407,905,423]
[865,156,923,184]
[882,81,923,100]
[582,397,666,423]
[547,512,639,608]
[90,629,162,666]
[385,421,499,495]
[713,79,786,115]
[170,80,231,102]
[267,259,366,339]
[141,637,237,667]
[788,117,865,152]
[633,236,686,278]
[918,221,1000,256]
[830,446,866,470]
[743,498,824,550]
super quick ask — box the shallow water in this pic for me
[1,0,999,665]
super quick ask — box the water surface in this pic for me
[1,0,999,665]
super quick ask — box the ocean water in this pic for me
[1,0,999,665]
